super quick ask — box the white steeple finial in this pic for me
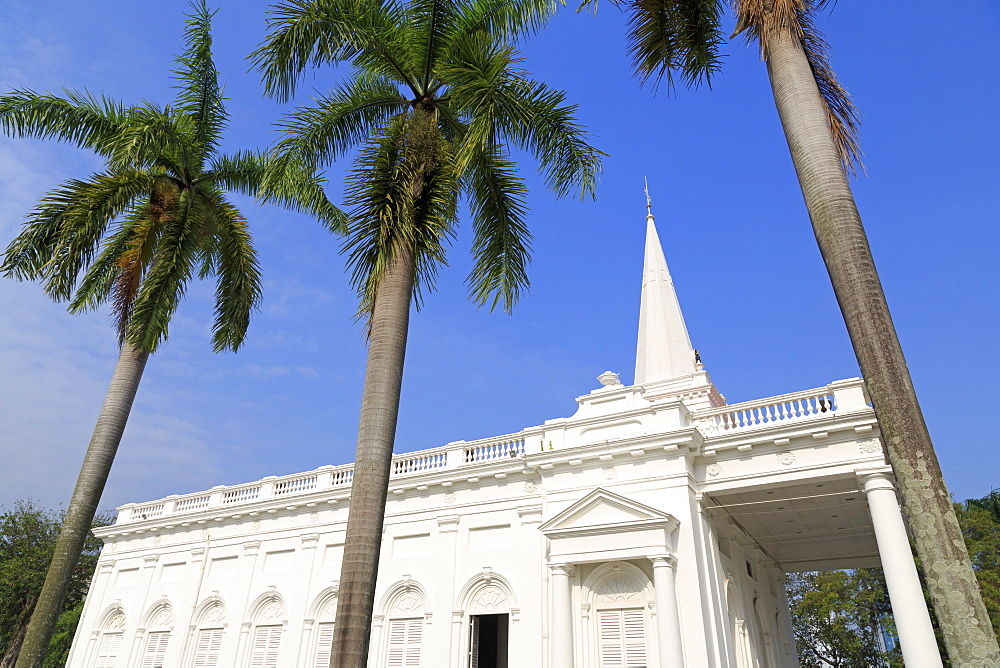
[644,176,652,218]
[634,184,697,386]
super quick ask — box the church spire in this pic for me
[634,185,696,385]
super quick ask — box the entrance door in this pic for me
[468,614,508,668]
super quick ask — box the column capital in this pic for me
[549,562,573,577]
[648,554,678,570]
[856,466,895,493]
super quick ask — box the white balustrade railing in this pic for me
[274,474,317,496]
[222,485,260,505]
[693,387,837,436]
[175,495,210,512]
[130,503,164,520]
[392,452,447,476]
[463,438,524,463]
[331,468,354,486]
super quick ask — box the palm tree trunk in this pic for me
[763,27,1000,666]
[330,244,415,668]
[15,343,149,668]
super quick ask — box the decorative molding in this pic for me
[777,452,795,466]
[857,438,881,455]
[595,575,643,604]
[601,466,616,481]
[470,584,509,612]
[706,463,722,477]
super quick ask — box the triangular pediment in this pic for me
[540,488,677,534]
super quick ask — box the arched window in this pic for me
[378,579,429,667]
[584,563,654,668]
[137,599,174,668]
[191,595,227,667]
[305,586,338,668]
[243,591,286,667]
[92,604,127,668]
[455,571,518,668]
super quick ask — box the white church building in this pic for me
[67,208,942,667]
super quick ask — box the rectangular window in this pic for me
[248,625,282,667]
[598,608,647,668]
[94,632,122,668]
[386,618,422,667]
[313,623,334,668]
[140,631,170,667]
[193,628,224,667]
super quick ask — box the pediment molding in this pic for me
[540,488,679,539]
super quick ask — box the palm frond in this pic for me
[125,190,204,352]
[200,193,262,352]
[407,0,458,91]
[452,0,560,40]
[0,89,127,156]
[622,0,724,91]
[343,113,458,321]
[252,0,421,101]
[1,170,156,298]
[109,213,159,342]
[464,143,531,313]
[274,74,409,167]
[173,0,227,158]
[67,210,148,314]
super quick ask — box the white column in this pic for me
[651,556,684,667]
[860,471,942,667]
[549,563,574,668]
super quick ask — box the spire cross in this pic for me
[644,177,653,217]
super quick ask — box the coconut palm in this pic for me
[252,1,600,663]
[584,0,999,663]
[0,4,341,666]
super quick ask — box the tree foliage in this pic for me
[787,568,900,668]
[0,502,110,667]
[958,492,1000,641]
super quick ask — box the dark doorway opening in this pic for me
[469,613,508,668]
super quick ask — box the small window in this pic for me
[140,631,170,667]
[386,618,422,667]
[248,625,282,667]
[94,632,122,668]
[598,608,647,668]
[746,560,754,579]
[313,623,334,668]
[193,628,223,667]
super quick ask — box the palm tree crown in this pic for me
[1,0,341,353]
[253,0,601,320]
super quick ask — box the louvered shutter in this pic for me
[248,625,282,667]
[598,609,647,668]
[140,631,170,667]
[94,632,122,668]
[193,628,224,667]
[387,618,422,667]
[313,623,335,668]
[468,617,480,668]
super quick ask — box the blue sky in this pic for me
[0,0,996,514]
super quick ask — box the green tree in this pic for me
[0,5,338,666]
[0,501,111,668]
[252,1,601,664]
[572,0,999,662]
[958,494,1000,641]
[787,568,901,668]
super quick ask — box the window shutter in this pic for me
[94,632,122,668]
[140,631,170,668]
[468,617,480,668]
[313,623,335,668]
[387,618,422,667]
[598,609,647,668]
[193,628,224,667]
[248,625,282,667]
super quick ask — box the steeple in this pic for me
[634,185,696,385]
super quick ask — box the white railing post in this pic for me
[828,378,868,413]
[259,476,276,501]
[444,441,466,469]
[316,465,334,488]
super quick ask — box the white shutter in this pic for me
[140,631,170,668]
[468,617,480,668]
[313,623,335,668]
[193,628,224,667]
[248,625,282,667]
[387,618,422,667]
[598,609,647,668]
[94,632,122,668]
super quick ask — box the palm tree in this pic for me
[583,0,999,663]
[0,4,340,666]
[252,1,600,664]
